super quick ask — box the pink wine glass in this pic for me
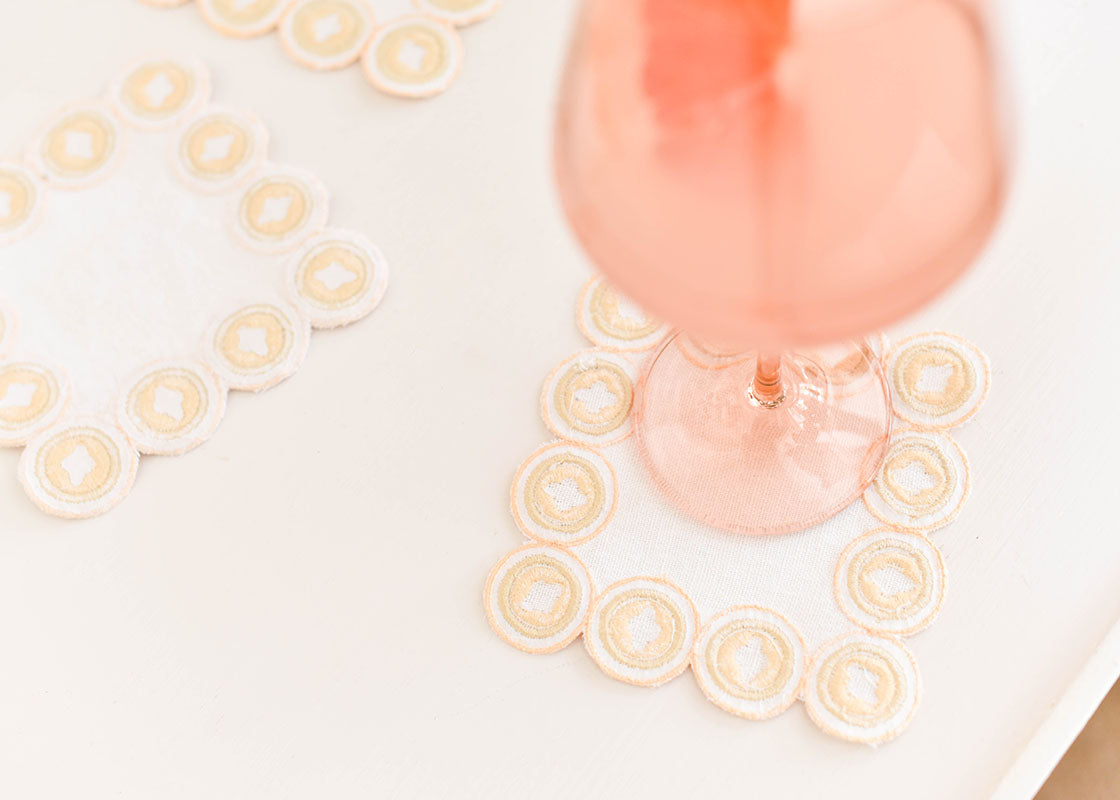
[555,0,1006,534]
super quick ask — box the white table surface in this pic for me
[1,2,1118,798]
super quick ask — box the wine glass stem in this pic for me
[751,351,785,408]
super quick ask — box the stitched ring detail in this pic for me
[485,544,593,654]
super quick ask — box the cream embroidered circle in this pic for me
[175,108,268,192]
[111,58,208,129]
[675,335,751,371]
[692,606,806,719]
[542,350,636,446]
[197,0,289,37]
[209,303,310,391]
[585,578,697,687]
[413,0,501,26]
[805,634,920,745]
[0,169,33,231]
[835,529,945,636]
[235,167,328,253]
[0,361,68,446]
[361,16,463,98]
[485,545,593,654]
[19,420,138,518]
[0,301,13,356]
[888,332,989,430]
[0,161,45,243]
[34,106,122,188]
[286,230,390,328]
[512,442,617,545]
[879,440,953,517]
[280,0,375,70]
[807,334,887,397]
[577,277,668,352]
[118,360,226,455]
[864,430,969,532]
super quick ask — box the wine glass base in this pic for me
[634,335,892,536]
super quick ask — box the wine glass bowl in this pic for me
[555,0,1006,534]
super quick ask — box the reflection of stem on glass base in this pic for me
[635,333,892,535]
[749,351,785,408]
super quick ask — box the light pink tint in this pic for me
[555,0,1006,348]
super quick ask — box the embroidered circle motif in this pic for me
[512,442,617,545]
[879,440,952,517]
[280,0,375,70]
[19,421,138,518]
[805,634,920,745]
[413,0,501,26]
[0,362,67,446]
[0,161,44,242]
[888,332,989,430]
[112,58,208,128]
[864,430,968,532]
[361,16,463,98]
[209,303,310,391]
[235,167,328,252]
[485,545,593,654]
[829,343,874,385]
[577,277,667,352]
[175,109,267,191]
[542,350,636,445]
[808,334,887,397]
[692,606,805,719]
[835,529,945,635]
[0,302,12,356]
[118,361,225,455]
[585,578,696,686]
[35,106,122,187]
[197,0,289,37]
[286,230,389,328]
[675,335,751,370]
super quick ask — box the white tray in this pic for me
[0,1,1116,797]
